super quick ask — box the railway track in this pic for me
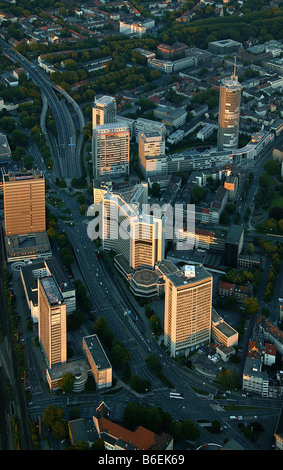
[0,235,33,450]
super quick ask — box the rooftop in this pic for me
[83,334,112,370]
[39,275,64,306]
[166,264,212,288]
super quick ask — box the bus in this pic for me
[170,392,184,399]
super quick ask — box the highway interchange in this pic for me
[1,39,283,450]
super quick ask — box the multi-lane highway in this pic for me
[0,39,83,180]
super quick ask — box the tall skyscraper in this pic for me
[92,95,117,129]
[217,59,242,151]
[100,192,164,270]
[3,167,45,236]
[38,275,67,369]
[92,122,130,178]
[164,265,213,357]
[138,131,166,177]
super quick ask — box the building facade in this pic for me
[92,123,130,178]
[217,67,242,152]
[164,264,213,357]
[3,168,45,236]
[92,95,116,129]
[82,335,112,389]
[38,276,67,369]
[138,131,166,177]
[101,192,164,270]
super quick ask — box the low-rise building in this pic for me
[211,308,238,348]
[93,402,173,450]
[82,335,112,389]
[218,280,253,301]
[242,356,269,397]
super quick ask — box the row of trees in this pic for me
[93,315,131,369]
[123,402,200,442]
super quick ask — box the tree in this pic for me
[248,243,255,254]
[151,182,160,198]
[182,419,200,441]
[111,341,130,368]
[269,206,283,222]
[242,297,260,316]
[59,372,74,393]
[129,375,150,393]
[146,353,162,373]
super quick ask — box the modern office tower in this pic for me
[164,264,213,357]
[131,213,164,269]
[92,95,116,129]
[92,123,130,178]
[3,167,45,237]
[20,256,76,323]
[101,192,164,269]
[224,224,244,267]
[217,60,242,151]
[38,275,67,369]
[138,131,166,177]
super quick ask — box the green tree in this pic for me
[111,341,130,368]
[242,297,260,316]
[59,372,74,393]
[182,419,200,441]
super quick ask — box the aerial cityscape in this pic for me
[0,0,283,454]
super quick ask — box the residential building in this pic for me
[92,95,116,129]
[237,254,262,270]
[3,167,45,237]
[242,356,269,397]
[38,275,67,369]
[164,264,213,357]
[218,280,253,301]
[217,63,242,151]
[272,143,283,162]
[93,402,173,450]
[92,122,130,178]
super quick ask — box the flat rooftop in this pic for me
[83,334,111,370]
[166,264,212,288]
[226,224,244,244]
[3,168,43,182]
[39,276,64,306]
[132,269,159,286]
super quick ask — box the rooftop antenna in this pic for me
[232,56,237,80]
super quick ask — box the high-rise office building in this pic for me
[164,265,213,357]
[101,192,164,270]
[38,275,67,369]
[217,60,242,151]
[3,168,45,237]
[92,95,117,129]
[92,123,130,178]
[138,131,166,177]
